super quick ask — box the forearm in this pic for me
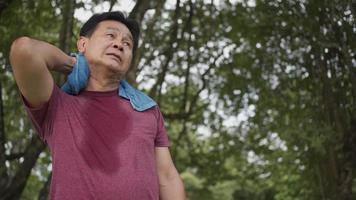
[159,171,186,200]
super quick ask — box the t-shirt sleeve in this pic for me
[22,84,61,144]
[154,106,170,147]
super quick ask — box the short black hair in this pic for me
[80,11,140,54]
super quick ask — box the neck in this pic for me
[85,71,121,92]
[85,63,123,92]
[85,77,119,92]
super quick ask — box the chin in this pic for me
[107,63,127,74]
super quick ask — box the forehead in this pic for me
[95,20,132,38]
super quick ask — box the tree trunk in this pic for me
[126,0,166,85]
[56,0,75,85]
[0,136,45,200]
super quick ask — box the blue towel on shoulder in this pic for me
[61,53,156,112]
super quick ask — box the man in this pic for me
[9,11,186,200]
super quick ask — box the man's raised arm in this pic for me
[9,37,75,108]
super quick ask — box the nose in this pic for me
[113,41,124,52]
[113,44,124,51]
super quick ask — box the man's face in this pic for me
[78,20,134,78]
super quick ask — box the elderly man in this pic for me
[9,11,185,200]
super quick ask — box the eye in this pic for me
[123,41,132,47]
[107,33,115,38]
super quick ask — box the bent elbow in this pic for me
[9,36,33,65]
[11,36,32,50]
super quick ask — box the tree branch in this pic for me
[180,0,194,113]
[163,42,233,122]
[5,152,25,161]
[163,112,189,120]
[149,0,182,101]
[108,0,116,12]
[172,0,195,161]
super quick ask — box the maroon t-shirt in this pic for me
[23,85,170,200]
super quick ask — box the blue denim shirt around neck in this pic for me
[61,53,157,112]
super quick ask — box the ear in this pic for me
[77,36,88,53]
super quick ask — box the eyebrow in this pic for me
[106,27,133,42]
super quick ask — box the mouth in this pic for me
[106,53,122,63]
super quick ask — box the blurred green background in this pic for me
[0,0,355,199]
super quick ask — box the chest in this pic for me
[51,96,158,151]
